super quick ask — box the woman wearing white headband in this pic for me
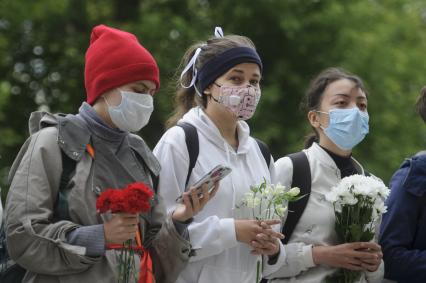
[154,28,284,282]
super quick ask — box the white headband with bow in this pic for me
[180,26,224,94]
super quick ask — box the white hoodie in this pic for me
[154,107,277,283]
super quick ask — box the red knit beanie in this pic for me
[85,25,160,105]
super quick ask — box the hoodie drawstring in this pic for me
[224,140,237,209]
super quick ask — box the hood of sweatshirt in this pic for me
[180,107,252,155]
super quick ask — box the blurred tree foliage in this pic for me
[1,0,426,202]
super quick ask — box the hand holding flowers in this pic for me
[104,213,140,244]
[234,219,283,246]
[99,181,219,283]
[234,179,303,282]
[249,221,284,256]
[322,174,389,283]
[312,242,382,271]
[97,182,154,283]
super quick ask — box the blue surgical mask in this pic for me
[317,107,369,150]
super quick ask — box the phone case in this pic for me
[192,165,232,191]
[176,165,232,202]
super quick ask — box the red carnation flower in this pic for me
[96,182,154,214]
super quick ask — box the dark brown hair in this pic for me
[416,86,426,123]
[165,35,257,129]
[302,67,368,148]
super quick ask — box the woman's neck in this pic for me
[92,100,116,129]
[318,135,352,157]
[205,108,239,148]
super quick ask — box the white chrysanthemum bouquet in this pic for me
[234,179,303,283]
[324,174,389,283]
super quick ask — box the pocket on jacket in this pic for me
[199,264,249,282]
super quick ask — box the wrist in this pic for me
[312,245,324,266]
[234,220,242,242]
[267,247,280,264]
[173,216,193,225]
[171,209,188,222]
[103,223,111,244]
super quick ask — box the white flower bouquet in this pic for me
[324,174,389,283]
[235,180,302,221]
[234,179,304,283]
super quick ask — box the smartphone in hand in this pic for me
[176,165,232,203]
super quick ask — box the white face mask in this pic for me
[105,90,154,132]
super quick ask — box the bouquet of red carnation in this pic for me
[96,182,154,283]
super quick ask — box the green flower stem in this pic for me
[256,258,261,283]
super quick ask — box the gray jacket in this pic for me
[5,112,190,283]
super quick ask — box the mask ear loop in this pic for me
[314,110,329,130]
[316,110,329,115]
[103,95,112,107]
[104,88,130,108]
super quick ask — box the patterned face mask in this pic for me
[213,83,261,120]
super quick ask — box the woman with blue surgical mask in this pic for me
[263,68,384,283]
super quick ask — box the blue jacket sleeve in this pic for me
[379,158,426,282]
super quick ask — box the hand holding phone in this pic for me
[176,165,232,203]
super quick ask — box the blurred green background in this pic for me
[1,0,426,202]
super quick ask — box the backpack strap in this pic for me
[254,138,272,168]
[177,122,199,189]
[151,174,159,192]
[282,151,311,244]
[53,150,77,221]
[131,151,159,193]
[176,123,272,189]
[53,144,94,221]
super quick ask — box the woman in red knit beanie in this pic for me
[5,24,217,283]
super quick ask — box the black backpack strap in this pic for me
[131,150,159,193]
[176,122,199,190]
[53,150,77,221]
[282,151,311,244]
[254,138,272,168]
[151,173,159,192]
